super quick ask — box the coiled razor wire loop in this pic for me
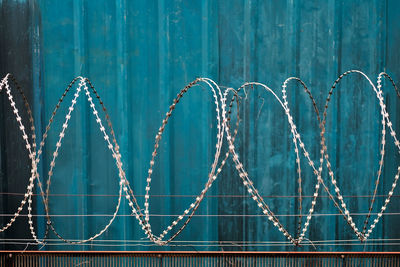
[222,79,323,246]
[318,70,400,241]
[281,77,322,241]
[16,77,126,245]
[364,72,400,239]
[27,76,143,245]
[39,78,124,244]
[0,74,37,235]
[0,70,399,247]
[132,78,229,245]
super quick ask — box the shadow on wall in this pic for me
[0,0,39,250]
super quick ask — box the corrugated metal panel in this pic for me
[0,0,400,252]
[1,252,400,266]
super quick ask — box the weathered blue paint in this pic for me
[1,0,400,251]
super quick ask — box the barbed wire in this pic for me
[0,70,399,249]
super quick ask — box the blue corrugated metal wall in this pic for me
[1,0,400,251]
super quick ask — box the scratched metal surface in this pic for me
[1,252,400,266]
[0,0,400,251]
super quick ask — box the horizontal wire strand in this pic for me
[1,212,400,217]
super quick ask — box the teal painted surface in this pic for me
[1,0,400,251]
